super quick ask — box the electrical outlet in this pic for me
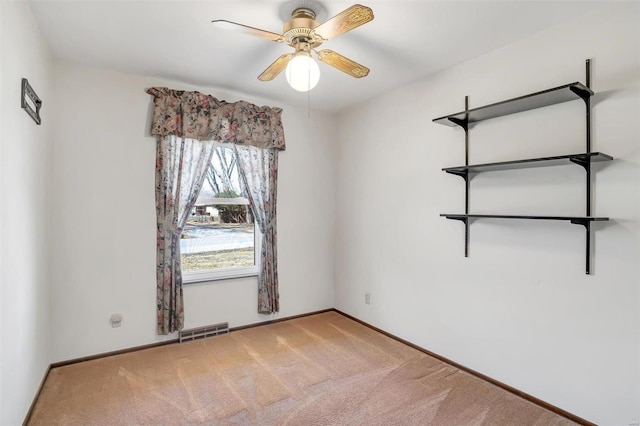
[110,313,123,328]
[365,292,371,304]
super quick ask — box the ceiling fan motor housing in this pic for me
[283,8,321,47]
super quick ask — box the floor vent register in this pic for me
[179,322,229,343]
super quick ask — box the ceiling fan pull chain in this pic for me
[307,79,311,119]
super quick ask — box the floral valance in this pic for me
[146,87,286,150]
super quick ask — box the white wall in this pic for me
[0,1,52,425]
[0,3,4,422]
[49,60,336,362]
[334,4,639,425]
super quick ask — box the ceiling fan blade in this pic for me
[312,4,374,40]
[211,20,286,43]
[258,53,295,81]
[316,49,370,78]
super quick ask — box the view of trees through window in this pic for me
[181,145,255,273]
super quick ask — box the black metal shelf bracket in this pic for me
[569,156,590,170]
[436,59,607,274]
[445,169,469,180]
[569,85,592,102]
[447,117,468,129]
[571,218,592,275]
[445,215,470,258]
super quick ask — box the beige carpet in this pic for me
[29,311,576,425]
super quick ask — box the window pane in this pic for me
[180,145,256,273]
[181,221,255,271]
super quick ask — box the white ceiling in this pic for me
[28,0,612,113]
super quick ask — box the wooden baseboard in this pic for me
[229,308,335,332]
[50,339,180,368]
[22,364,51,426]
[332,309,595,426]
[50,308,334,368]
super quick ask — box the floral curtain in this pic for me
[234,145,280,313]
[146,88,285,150]
[156,135,215,334]
[147,88,286,333]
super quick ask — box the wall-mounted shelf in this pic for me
[434,60,611,274]
[443,152,612,175]
[433,82,593,127]
[440,214,608,223]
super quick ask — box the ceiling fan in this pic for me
[211,3,374,91]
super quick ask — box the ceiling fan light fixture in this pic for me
[285,52,320,92]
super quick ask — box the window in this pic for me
[181,144,260,283]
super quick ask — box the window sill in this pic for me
[182,267,259,284]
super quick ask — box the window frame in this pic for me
[181,147,261,284]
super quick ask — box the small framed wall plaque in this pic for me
[21,78,42,125]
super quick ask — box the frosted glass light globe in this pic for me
[285,54,320,92]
